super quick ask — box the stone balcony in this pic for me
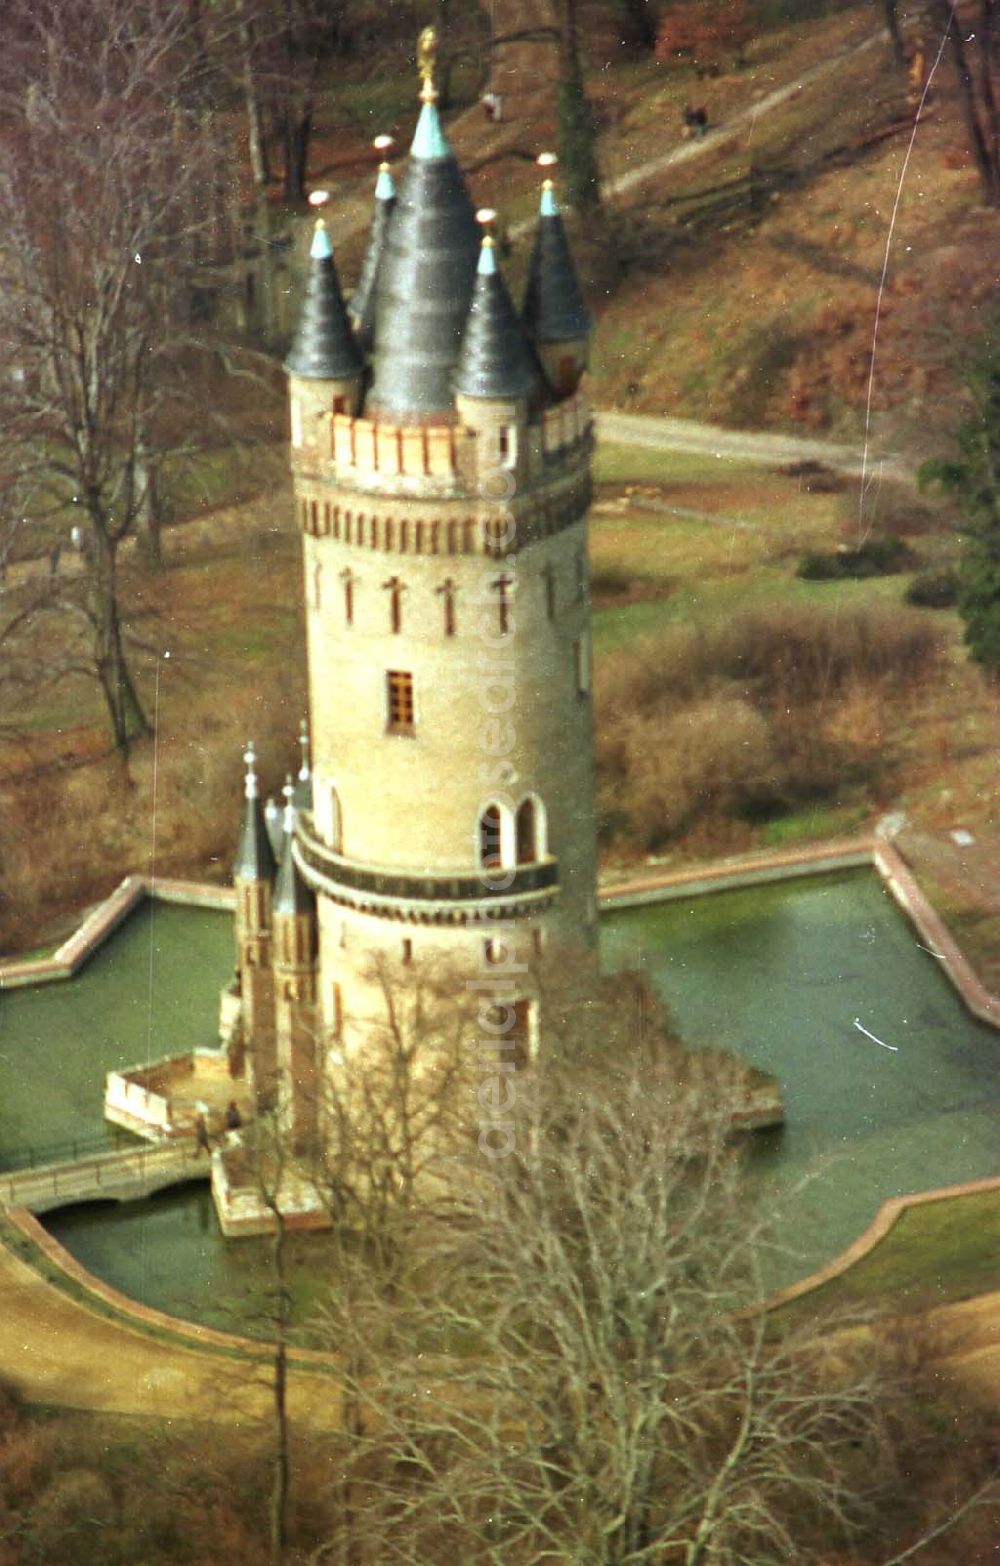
[293,812,559,925]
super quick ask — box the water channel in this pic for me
[2,874,997,1334]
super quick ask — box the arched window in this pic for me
[479,804,503,870]
[516,798,536,864]
[516,796,546,864]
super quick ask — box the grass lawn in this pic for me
[779,1187,1000,1320]
[590,442,911,651]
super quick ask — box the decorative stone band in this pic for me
[296,471,591,557]
[293,391,591,498]
[293,813,559,925]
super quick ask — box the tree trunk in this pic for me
[558,0,602,216]
[620,0,658,52]
[883,0,906,67]
[282,107,312,203]
[269,1205,291,1566]
[237,0,271,188]
[88,531,150,754]
[933,0,1000,204]
[976,2,1000,187]
[135,439,162,568]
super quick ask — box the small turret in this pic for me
[286,204,365,451]
[455,219,540,482]
[275,780,313,920]
[234,743,277,884]
[454,227,541,404]
[233,744,276,1102]
[350,136,397,355]
[522,156,591,398]
[272,769,318,1148]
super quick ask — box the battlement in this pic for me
[291,389,591,499]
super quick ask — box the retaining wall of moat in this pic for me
[1,837,997,1329]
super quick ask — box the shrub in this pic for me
[596,604,943,853]
[797,550,843,581]
[905,569,959,609]
[797,536,916,581]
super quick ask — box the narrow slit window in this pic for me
[341,569,354,626]
[436,578,457,637]
[383,576,405,634]
[491,573,513,636]
[516,798,538,865]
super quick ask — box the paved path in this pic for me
[594,410,908,481]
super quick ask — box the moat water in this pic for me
[2,875,998,1334]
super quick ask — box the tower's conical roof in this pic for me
[368,96,480,418]
[233,745,277,883]
[523,181,591,345]
[285,219,364,381]
[351,162,397,354]
[454,237,540,402]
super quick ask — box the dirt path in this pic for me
[600,28,890,207]
[0,1238,339,1427]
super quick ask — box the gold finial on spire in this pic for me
[373,133,395,173]
[537,151,558,193]
[418,25,438,102]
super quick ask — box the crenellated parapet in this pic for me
[290,389,591,498]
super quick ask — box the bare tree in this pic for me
[312,953,479,1277]
[313,1023,913,1566]
[881,0,907,68]
[0,0,230,754]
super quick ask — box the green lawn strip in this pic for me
[775,1189,1000,1322]
[594,566,902,651]
[760,802,872,847]
[593,444,770,489]
[0,1216,333,1372]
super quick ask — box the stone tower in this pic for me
[283,51,596,1076]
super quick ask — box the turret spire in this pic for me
[274,775,314,917]
[523,154,591,353]
[234,742,277,882]
[454,218,540,402]
[368,28,479,417]
[351,137,398,353]
[285,197,364,382]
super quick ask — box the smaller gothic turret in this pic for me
[522,158,592,399]
[233,743,277,1100]
[286,213,365,454]
[455,223,541,483]
[272,779,319,1148]
[350,137,397,355]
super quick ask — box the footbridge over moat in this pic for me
[0,1140,210,1216]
